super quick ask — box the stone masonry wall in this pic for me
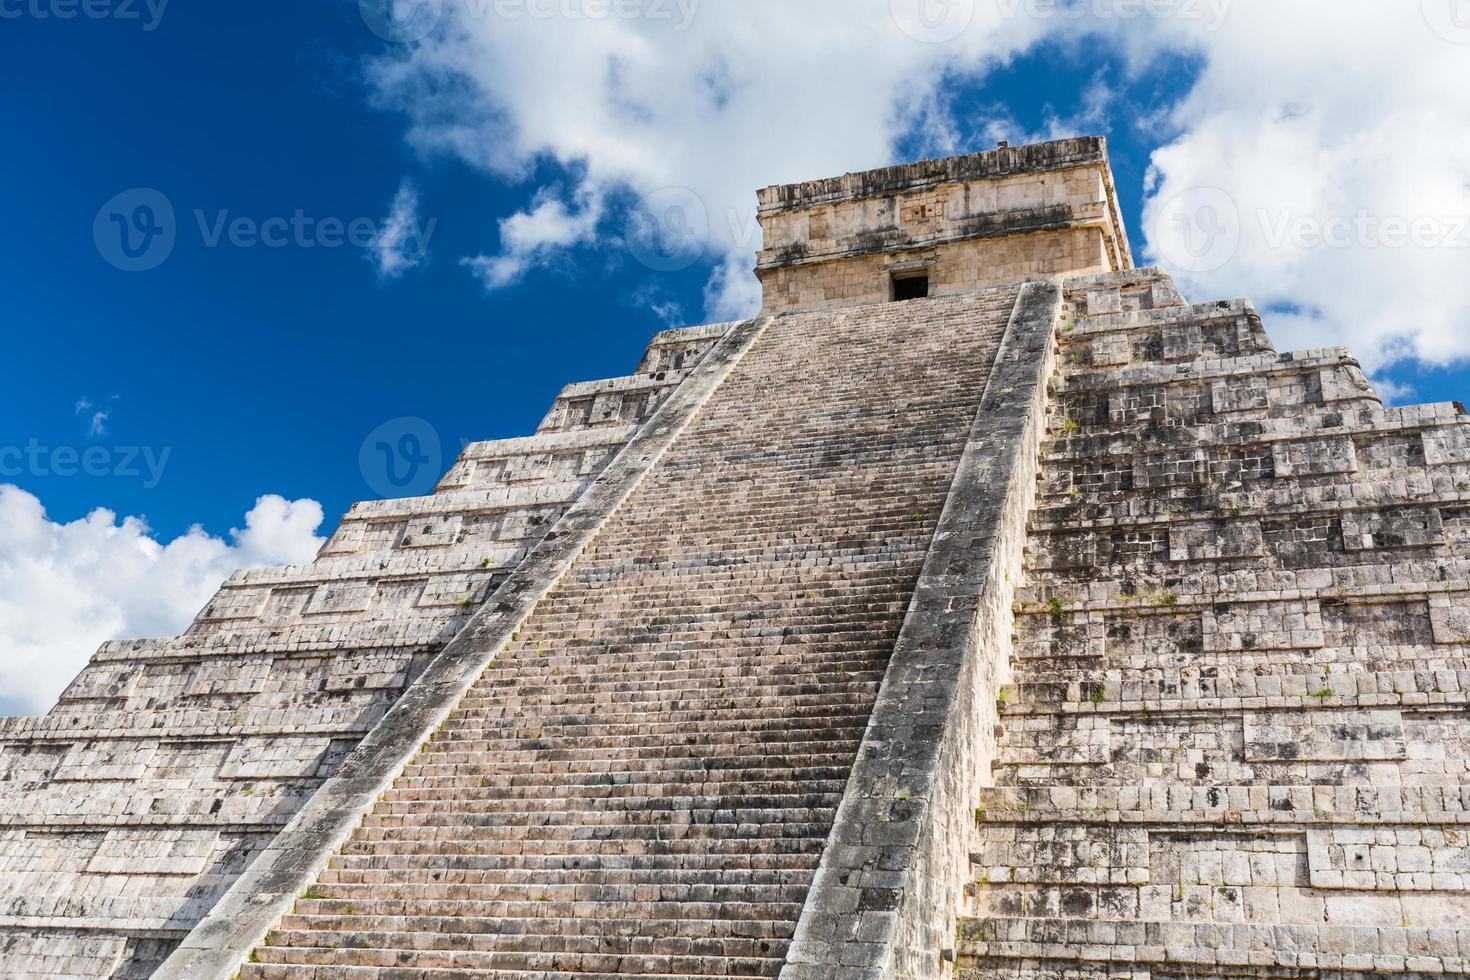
[959,267,1470,978]
[756,138,1129,315]
[0,323,728,978]
[758,227,1109,316]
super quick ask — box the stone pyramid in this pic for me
[3,137,1469,980]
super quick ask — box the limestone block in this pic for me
[1150,279,1184,309]
[1341,508,1444,551]
[1308,827,1470,891]
[199,588,269,622]
[187,659,271,697]
[1107,386,1163,423]
[1135,449,1207,489]
[1086,288,1122,316]
[1204,600,1324,651]
[1271,437,1358,478]
[318,521,364,555]
[1162,322,1204,361]
[1168,520,1265,562]
[1244,709,1406,763]
[261,587,314,622]
[418,573,493,608]
[977,826,1148,885]
[302,583,374,616]
[1323,598,1435,647]
[86,829,221,876]
[398,514,462,548]
[0,932,126,977]
[58,665,140,702]
[1211,376,1270,414]
[501,452,553,484]
[1102,611,1203,657]
[1428,594,1470,644]
[143,741,233,783]
[587,391,625,425]
[325,653,415,692]
[1423,425,1470,466]
[1320,364,1375,403]
[1091,335,1131,367]
[0,743,68,785]
[372,578,428,611]
[53,740,157,782]
[218,736,333,780]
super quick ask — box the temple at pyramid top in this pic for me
[755,135,1132,312]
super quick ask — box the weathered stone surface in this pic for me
[0,326,728,975]
[6,136,1469,980]
[962,266,1470,980]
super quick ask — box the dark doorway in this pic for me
[892,274,930,302]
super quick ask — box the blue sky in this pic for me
[0,10,1191,540]
[3,1,1469,711]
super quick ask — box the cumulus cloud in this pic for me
[369,179,435,279]
[368,1,1470,374]
[461,189,605,289]
[0,488,325,716]
[1133,2,1470,371]
[367,0,1057,315]
[74,396,113,436]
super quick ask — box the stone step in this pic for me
[957,915,1470,975]
[327,851,817,875]
[338,837,825,861]
[381,780,850,804]
[319,865,813,887]
[289,895,802,923]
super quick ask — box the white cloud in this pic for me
[0,488,324,716]
[369,179,434,279]
[74,396,112,436]
[368,1,1470,374]
[1123,3,1470,370]
[461,188,605,289]
[368,0,1056,315]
